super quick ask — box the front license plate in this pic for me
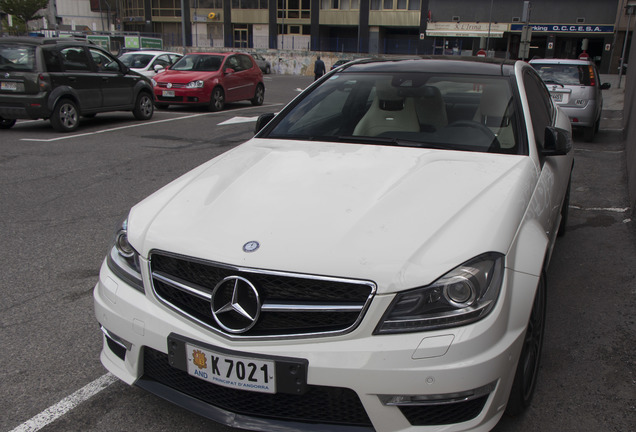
[551,93,563,103]
[186,342,276,394]
[1,81,18,91]
[162,90,175,97]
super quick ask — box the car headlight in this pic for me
[374,253,504,334]
[186,80,204,88]
[106,218,144,293]
[151,78,157,86]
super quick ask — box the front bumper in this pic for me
[153,87,209,105]
[94,256,538,432]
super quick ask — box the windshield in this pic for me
[532,63,594,86]
[170,54,223,72]
[263,72,521,155]
[119,53,155,69]
[0,44,36,72]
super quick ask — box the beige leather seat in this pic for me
[353,81,420,137]
[473,84,516,150]
[414,86,448,131]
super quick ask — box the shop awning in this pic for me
[426,30,504,38]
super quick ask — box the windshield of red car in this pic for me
[264,72,521,155]
[171,55,223,72]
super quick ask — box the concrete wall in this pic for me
[624,36,636,215]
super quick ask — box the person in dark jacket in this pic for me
[314,56,326,81]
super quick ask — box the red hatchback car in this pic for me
[152,52,264,111]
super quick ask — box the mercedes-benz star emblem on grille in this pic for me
[4,73,9,78]
[211,276,261,334]
[243,241,260,253]
[167,82,172,88]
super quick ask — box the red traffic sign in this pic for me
[477,49,487,57]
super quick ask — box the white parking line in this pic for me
[20,103,283,143]
[9,373,118,432]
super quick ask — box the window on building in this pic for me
[278,0,310,19]
[152,0,181,17]
[199,0,223,7]
[370,0,380,10]
[383,0,392,9]
[121,0,145,19]
[408,0,420,10]
[396,0,407,9]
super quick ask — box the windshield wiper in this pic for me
[543,79,565,87]
[332,135,447,149]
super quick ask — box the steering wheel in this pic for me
[447,120,501,152]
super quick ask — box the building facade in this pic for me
[13,0,632,72]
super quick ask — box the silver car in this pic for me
[530,58,611,141]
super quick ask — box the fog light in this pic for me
[115,230,135,258]
[379,381,496,406]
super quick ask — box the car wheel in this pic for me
[251,84,265,106]
[0,117,17,129]
[50,98,79,132]
[133,92,154,120]
[583,125,596,142]
[209,87,225,112]
[506,272,546,416]
[557,175,571,237]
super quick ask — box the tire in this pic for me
[557,175,571,237]
[133,92,154,120]
[251,84,265,106]
[50,98,79,132]
[0,117,16,129]
[209,87,225,112]
[583,125,595,142]
[506,272,546,416]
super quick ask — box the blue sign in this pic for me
[510,24,614,33]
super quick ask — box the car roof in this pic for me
[0,36,94,46]
[341,56,518,76]
[122,50,181,56]
[184,52,244,57]
[529,58,592,65]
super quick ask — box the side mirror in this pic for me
[543,126,572,156]
[154,64,165,73]
[255,113,275,134]
[224,67,235,75]
[600,82,611,90]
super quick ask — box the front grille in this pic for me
[142,346,373,427]
[398,396,488,426]
[149,251,375,338]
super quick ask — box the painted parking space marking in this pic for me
[19,103,283,143]
[9,373,117,432]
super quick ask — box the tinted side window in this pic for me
[88,48,119,72]
[43,48,63,72]
[523,69,553,149]
[239,55,253,70]
[61,47,90,71]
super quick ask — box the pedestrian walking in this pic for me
[314,56,326,81]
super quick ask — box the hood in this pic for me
[128,139,538,293]
[154,69,219,84]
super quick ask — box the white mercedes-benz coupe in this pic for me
[94,57,573,432]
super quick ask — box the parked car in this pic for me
[530,58,610,141]
[251,53,272,74]
[118,50,183,78]
[152,52,264,111]
[0,37,154,132]
[95,57,573,432]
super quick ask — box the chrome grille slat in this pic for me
[149,251,375,339]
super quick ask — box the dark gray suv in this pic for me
[0,37,154,132]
